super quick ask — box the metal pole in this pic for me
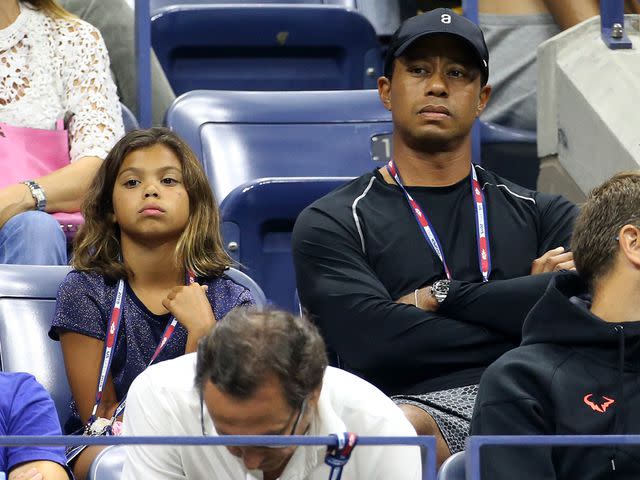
[600,0,632,49]
[135,0,152,128]
[462,0,479,25]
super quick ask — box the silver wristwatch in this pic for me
[430,279,451,304]
[22,180,47,211]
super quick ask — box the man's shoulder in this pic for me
[131,354,198,397]
[0,371,35,391]
[293,173,381,243]
[322,368,414,433]
[476,165,570,208]
[0,372,42,416]
[300,173,380,218]
[478,344,571,404]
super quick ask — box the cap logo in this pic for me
[441,13,452,24]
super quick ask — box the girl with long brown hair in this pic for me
[49,128,254,479]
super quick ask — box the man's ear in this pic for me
[308,383,323,410]
[378,76,392,111]
[618,224,640,269]
[476,84,492,117]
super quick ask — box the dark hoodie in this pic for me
[471,272,640,479]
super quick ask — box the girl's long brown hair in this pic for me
[73,128,232,282]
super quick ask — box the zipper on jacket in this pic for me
[610,324,625,474]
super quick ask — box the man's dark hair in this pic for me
[195,307,328,408]
[572,171,640,291]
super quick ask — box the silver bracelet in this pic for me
[22,180,47,211]
[414,288,419,307]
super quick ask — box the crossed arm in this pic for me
[292,195,576,391]
[398,246,575,325]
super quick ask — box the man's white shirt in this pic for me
[121,354,422,479]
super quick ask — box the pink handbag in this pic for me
[0,120,84,240]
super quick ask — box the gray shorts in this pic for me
[393,384,478,454]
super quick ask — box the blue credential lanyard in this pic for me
[88,271,194,432]
[386,160,492,282]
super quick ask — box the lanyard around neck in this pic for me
[386,160,491,282]
[88,271,195,430]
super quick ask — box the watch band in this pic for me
[22,180,47,211]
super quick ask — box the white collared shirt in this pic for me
[122,354,422,480]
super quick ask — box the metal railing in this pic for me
[466,435,640,480]
[0,435,437,480]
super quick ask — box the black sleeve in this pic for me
[536,193,579,255]
[471,355,557,480]
[434,193,577,340]
[292,206,505,389]
[441,273,556,340]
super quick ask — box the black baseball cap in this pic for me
[384,8,489,85]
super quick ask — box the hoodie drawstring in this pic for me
[610,325,625,472]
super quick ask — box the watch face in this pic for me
[433,280,450,302]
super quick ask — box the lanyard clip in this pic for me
[325,432,358,480]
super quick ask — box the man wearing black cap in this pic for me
[293,8,577,464]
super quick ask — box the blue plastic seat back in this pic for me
[221,177,351,311]
[437,451,466,480]
[151,0,356,14]
[120,102,140,132]
[479,120,538,190]
[0,265,73,429]
[87,445,127,480]
[166,89,392,202]
[151,4,380,95]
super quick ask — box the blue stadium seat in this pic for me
[437,451,465,480]
[220,177,351,311]
[0,265,73,428]
[166,89,392,202]
[88,445,127,480]
[120,102,140,132]
[151,0,356,14]
[0,264,265,429]
[478,120,538,190]
[223,266,267,306]
[151,4,381,95]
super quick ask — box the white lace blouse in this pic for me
[0,3,124,161]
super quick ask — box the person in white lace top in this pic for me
[0,0,124,266]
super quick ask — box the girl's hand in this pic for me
[162,283,217,351]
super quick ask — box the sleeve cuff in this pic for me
[437,279,462,315]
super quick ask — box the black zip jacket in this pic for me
[471,272,640,479]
